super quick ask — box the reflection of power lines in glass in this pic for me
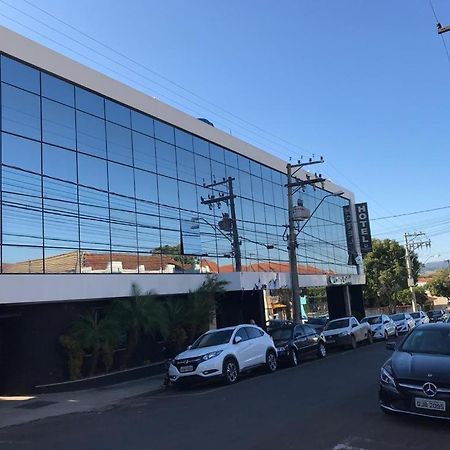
[200,177,242,272]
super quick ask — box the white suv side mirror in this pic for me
[234,336,243,344]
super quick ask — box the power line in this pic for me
[428,0,450,66]
[372,204,450,221]
[0,2,309,163]
[20,0,318,160]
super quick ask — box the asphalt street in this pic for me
[1,340,450,450]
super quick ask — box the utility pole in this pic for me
[286,158,325,324]
[404,232,431,312]
[201,177,241,272]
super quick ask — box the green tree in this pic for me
[363,239,420,311]
[110,284,167,368]
[396,287,429,308]
[427,270,450,302]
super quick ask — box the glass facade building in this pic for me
[0,53,356,276]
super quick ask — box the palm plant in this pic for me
[162,275,229,355]
[71,309,120,376]
[110,284,167,368]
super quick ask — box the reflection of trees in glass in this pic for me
[152,244,198,267]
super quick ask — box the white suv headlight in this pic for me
[201,350,223,361]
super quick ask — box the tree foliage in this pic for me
[151,244,198,266]
[427,270,450,301]
[162,275,228,357]
[59,276,229,379]
[363,239,420,310]
[110,284,167,368]
[396,286,429,308]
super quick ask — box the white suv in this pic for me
[168,325,277,385]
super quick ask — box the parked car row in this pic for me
[168,309,450,388]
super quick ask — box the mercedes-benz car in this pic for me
[379,323,450,419]
[168,325,277,385]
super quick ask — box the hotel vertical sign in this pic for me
[355,202,372,254]
[342,205,356,260]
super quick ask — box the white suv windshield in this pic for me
[324,319,349,330]
[362,316,381,325]
[191,330,234,349]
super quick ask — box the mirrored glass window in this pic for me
[1,56,40,94]
[105,99,131,128]
[250,160,262,177]
[193,136,209,157]
[79,187,110,250]
[210,144,225,163]
[2,168,42,246]
[176,148,195,183]
[78,154,108,190]
[178,181,198,215]
[133,132,156,172]
[175,129,193,151]
[43,178,78,247]
[75,87,104,118]
[158,176,179,209]
[135,169,158,203]
[136,204,160,254]
[42,98,76,150]
[1,83,41,140]
[106,122,133,165]
[224,150,238,168]
[238,155,250,173]
[43,144,77,182]
[76,110,107,158]
[108,162,134,197]
[155,140,177,178]
[194,154,211,185]
[41,73,74,106]
[2,133,41,173]
[263,181,275,206]
[44,248,81,273]
[2,246,43,273]
[261,165,272,182]
[131,110,154,136]
[110,195,137,252]
[154,120,174,144]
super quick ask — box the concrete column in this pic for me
[344,285,352,317]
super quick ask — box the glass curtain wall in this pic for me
[0,54,356,275]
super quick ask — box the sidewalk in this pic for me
[0,374,165,429]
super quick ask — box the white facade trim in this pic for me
[0,25,351,199]
[0,272,365,305]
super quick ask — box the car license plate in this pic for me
[415,398,446,411]
[179,365,194,373]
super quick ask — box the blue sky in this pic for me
[0,0,449,262]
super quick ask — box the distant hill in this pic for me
[422,260,449,274]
